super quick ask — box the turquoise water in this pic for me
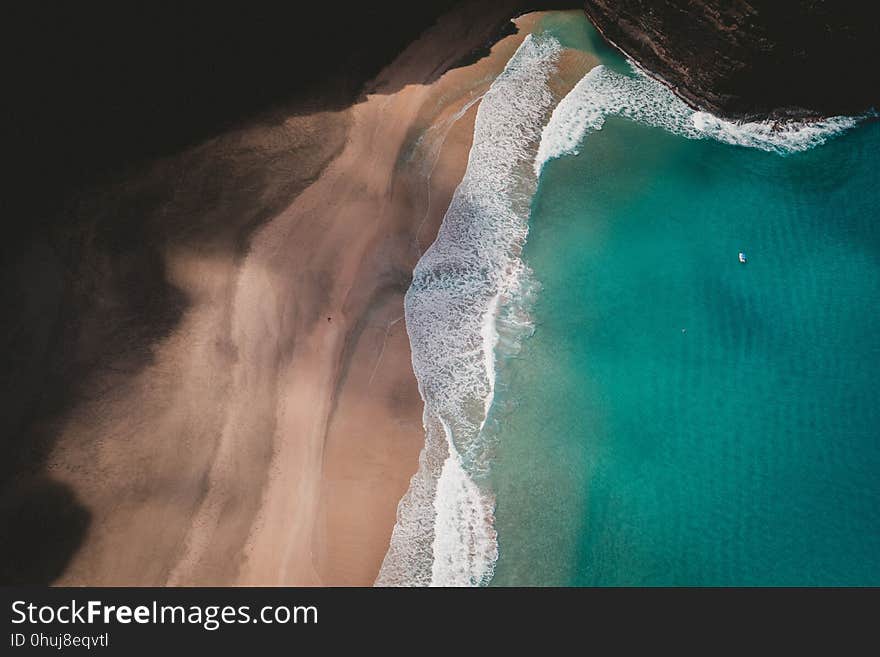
[489,22,880,585]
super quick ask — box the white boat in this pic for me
[739,252,747,263]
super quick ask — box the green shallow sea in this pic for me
[488,16,880,586]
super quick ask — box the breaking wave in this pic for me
[535,64,862,175]
[376,34,562,586]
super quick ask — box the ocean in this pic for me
[380,11,880,586]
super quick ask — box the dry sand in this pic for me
[44,4,547,585]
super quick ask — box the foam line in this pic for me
[535,64,862,175]
[376,34,562,587]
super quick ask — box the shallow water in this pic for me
[381,10,880,586]
[490,37,880,583]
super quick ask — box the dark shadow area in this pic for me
[447,18,521,72]
[583,0,880,120]
[4,2,459,238]
[0,477,91,585]
[3,1,581,244]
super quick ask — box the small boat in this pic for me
[739,252,747,263]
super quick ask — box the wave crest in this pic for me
[535,64,861,175]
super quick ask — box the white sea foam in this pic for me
[429,419,498,586]
[535,64,861,175]
[375,34,562,587]
[479,294,501,432]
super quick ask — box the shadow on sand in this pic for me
[0,0,581,584]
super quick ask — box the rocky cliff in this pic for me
[583,1,880,119]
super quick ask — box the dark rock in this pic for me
[583,1,880,120]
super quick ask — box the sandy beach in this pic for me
[25,3,545,586]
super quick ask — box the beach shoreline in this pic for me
[376,14,600,586]
[225,7,547,587]
[36,3,545,586]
